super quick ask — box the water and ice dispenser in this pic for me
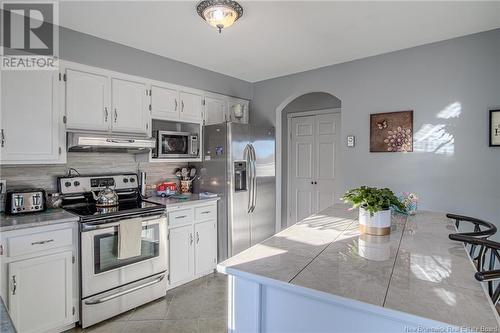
[234,161,247,191]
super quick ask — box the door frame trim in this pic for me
[286,109,341,227]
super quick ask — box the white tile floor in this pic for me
[66,273,227,333]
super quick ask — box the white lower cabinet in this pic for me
[167,201,218,287]
[8,251,73,333]
[169,225,194,285]
[194,220,217,275]
[0,223,78,333]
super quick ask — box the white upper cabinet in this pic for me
[151,83,180,121]
[65,68,110,132]
[179,90,203,122]
[111,77,149,134]
[204,96,228,125]
[1,70,65,164]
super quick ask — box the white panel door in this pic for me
[65,68,110,132]
[314,114,338,212]
[151,84,180,121]
[289,113,340,225]
[1,70,63,164]
[194,220,217,275]
[205,96,228,125]
[111,77,149,134]
[179,91,203,123]
[8,251,73,333]
[169,225,194,285]
[289,116,315,224]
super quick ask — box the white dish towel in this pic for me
[117,218,143,259]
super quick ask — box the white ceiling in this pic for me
[60,1,500,82]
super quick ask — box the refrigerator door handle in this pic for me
[244,144,253,213]
[250,144,257,213]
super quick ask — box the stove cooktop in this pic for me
[64,199,165,221]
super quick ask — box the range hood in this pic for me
[67,133,156,153]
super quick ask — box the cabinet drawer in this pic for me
[168,208,193,227]
[195,205,216,221]
[8,228,72,257]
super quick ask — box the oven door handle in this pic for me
[84,273,166,305]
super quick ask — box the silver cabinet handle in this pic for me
[84,274,165,305]
[114,108,118,123]
[104,107,108,122]
[190,233,193,245]
[201,211,210,214]
[174,99,178,111]
[12,275,16,295]
[196,232,200,244]
[175,215,187,219]
[1,129,4,147]
[31,239,54,245]
[181,100,184,112]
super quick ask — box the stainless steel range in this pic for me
[59,173,168,328]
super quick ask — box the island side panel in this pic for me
[228,275,261,333]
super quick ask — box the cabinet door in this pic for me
[9,251,73,333]
[169,225,194,284]
[179,91,203,123]
[65,68,110,132]
[194,220,217,275]
[111,77,149,134]
[151,84,180,121]
[204,97,228,125]
[1,70,63,164]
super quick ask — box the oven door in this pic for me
[158,131,190,158]
[81,214,167,298]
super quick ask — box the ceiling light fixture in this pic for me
[197,0,243,33]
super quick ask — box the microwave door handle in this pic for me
[244,144,253,213]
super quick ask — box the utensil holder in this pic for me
[180,180,192,194]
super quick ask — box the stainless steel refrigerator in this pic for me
[195,123,276,261]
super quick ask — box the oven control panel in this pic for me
[58,174,138,195]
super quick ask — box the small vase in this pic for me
[359,207,391,236]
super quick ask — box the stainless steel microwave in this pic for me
[156,131,198,158]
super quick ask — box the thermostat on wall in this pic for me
[347,135,355,147]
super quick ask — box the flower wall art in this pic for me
[370,110,413,152]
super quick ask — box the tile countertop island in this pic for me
[218,204,500,333]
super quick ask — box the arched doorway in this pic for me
[275,91,342,231]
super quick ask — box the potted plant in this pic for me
[341,186,406,236]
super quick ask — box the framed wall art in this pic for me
[370,110,413,152]
[490,109,500,147]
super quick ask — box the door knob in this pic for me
[311,181,314,185]
[314,181,318,185]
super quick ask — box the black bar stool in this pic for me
[447,213,497,266]
[450,235,500,305]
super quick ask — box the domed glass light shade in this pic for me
[197,0,243,33]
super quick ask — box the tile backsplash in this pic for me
[0,153,184,192]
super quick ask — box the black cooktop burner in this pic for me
[64,199,165,222]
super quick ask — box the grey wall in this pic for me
[252,29,500,226]
[60,27,253,100]
[281,93,342,226]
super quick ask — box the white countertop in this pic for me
[218,204,499,329]
[145,193,219,207]
[0,209,79,232]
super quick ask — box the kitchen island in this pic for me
[217,204,499,332]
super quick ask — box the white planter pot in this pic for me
[359,207,391,236]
